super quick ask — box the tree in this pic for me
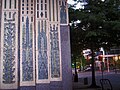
[69,0,120,88]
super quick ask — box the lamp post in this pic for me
[100,47,105,67]
[106,51,110,72]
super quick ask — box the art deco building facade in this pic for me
[0,0,72,90]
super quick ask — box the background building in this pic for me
[0,0,72,90]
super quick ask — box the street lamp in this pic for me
[100,47,105,67]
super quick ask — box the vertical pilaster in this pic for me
[0,0,19,89]
[35,0,50,84]
[60,0,72,90]
[20,0,35,86]
[0,0,2,88]
[49,0,62,82]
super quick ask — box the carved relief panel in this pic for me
[0,0,18,89]
[20,0,35,86]
[49,24,62,81]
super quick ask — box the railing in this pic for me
[100,79,113,90]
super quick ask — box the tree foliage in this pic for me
[69,0,120,57]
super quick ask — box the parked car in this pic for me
[84,65,92,71]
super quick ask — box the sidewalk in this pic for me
[72,71,120,90]
[73,80,101,90]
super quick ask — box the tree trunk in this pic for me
[89,42,100,88]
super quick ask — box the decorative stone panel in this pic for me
[20,0,35,86]
[0,0,18,89]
